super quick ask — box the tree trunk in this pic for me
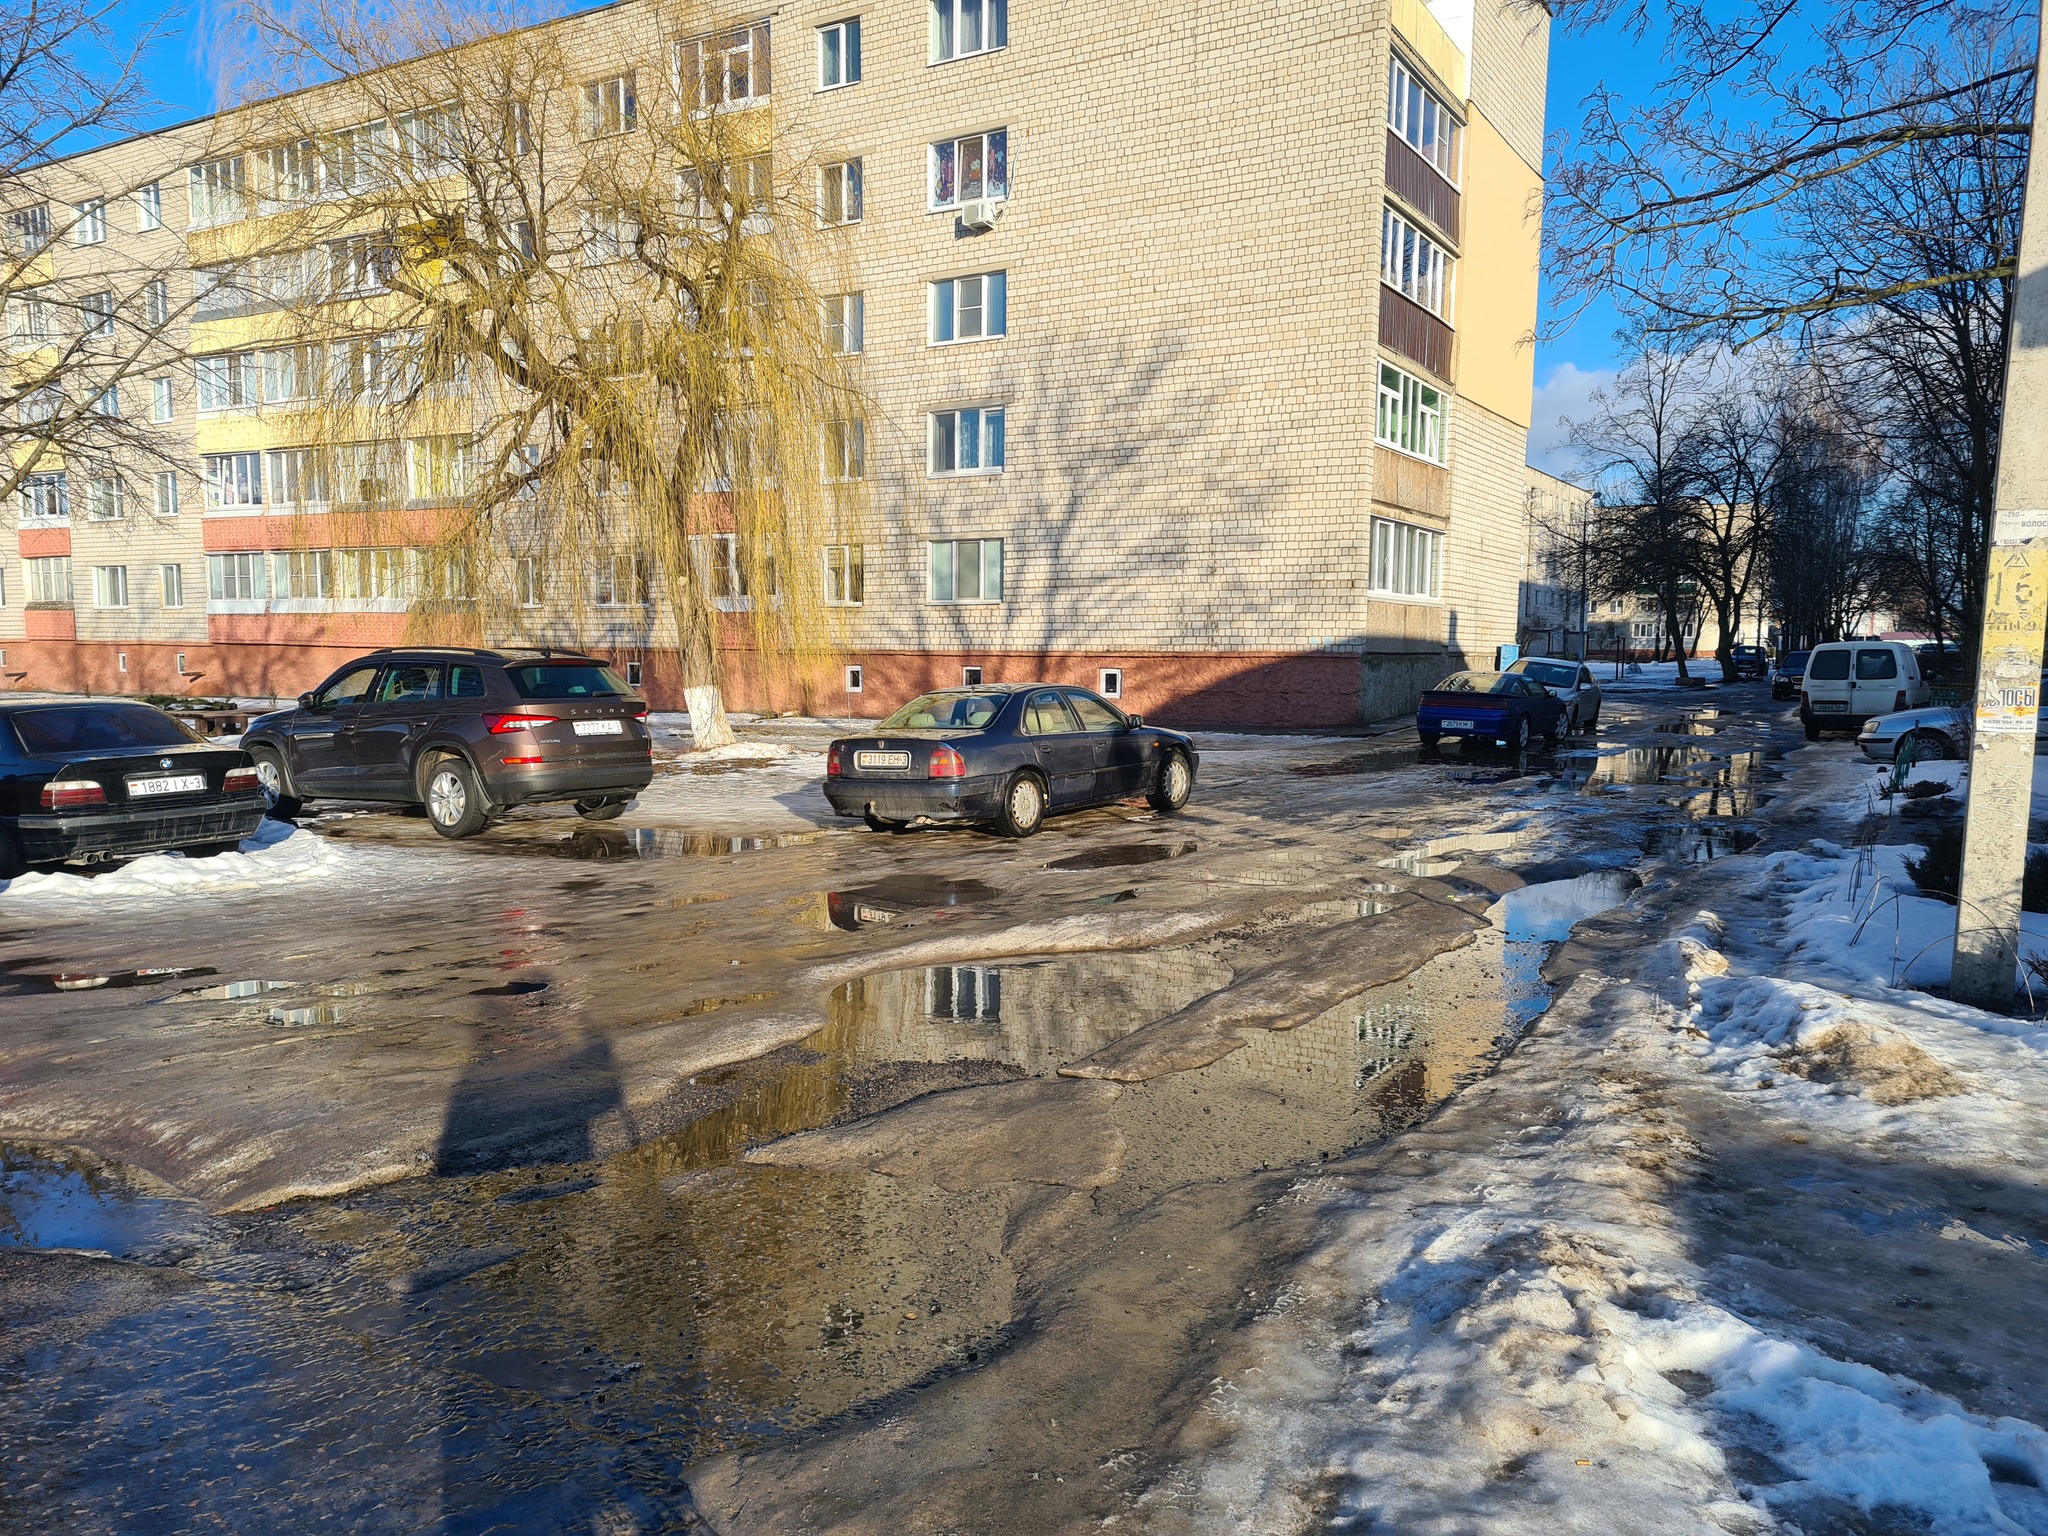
[1666,597,1692,681]
[683,684,736,750]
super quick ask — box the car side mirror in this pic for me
[1124,713,1144,728]
[298,692,322,711]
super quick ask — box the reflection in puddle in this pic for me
[0,1145,212,1258]
[1643,823,1763,862]
[269,1002,350,1027]
[1381,829,1529,878]
[1044,842,1196,872]
[316,822,827,861]
[824,876,1000,930]
[1490,871,1639,1030]
[1,964,214,996]
[179,978,295,1001]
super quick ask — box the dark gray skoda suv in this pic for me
[242,648,656,837]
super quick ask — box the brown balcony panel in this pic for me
[1379,289,1454,381]
[1386,132,1460,242]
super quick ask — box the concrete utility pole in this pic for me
[1952,13,2048,1012]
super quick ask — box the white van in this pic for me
[1800,640,1930,740]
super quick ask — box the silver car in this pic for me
[1858,671,2048,763]
[1505,656,1603,734]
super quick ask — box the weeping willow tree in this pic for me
[223,0,864,746]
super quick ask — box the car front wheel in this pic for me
[996,771,1046,838]
[1148,750,1193,813]
[1898,729,1957,766]
[251,749,302,819]
[423,757,490,839]
[1507,717,1531,751]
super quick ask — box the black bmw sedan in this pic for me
[0,700,266,869]
[824,685,1198,837]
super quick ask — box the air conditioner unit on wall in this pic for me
[957,198,1004,232]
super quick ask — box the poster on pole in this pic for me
[1974,541,2048,735]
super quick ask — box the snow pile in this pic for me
[669,741,801,766]
[0,820,395,904]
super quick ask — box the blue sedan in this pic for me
[824,685,1199,837]
[1416,672,1568,751]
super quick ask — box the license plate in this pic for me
[1439,719,1475,731]
[127,773,206,797]
[573,719,625,736]
[853,905,896,924]
[855,750,911,770]
[1813,701,1848,713]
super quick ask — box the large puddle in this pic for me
[0,866,1635,1527]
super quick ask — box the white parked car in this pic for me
[1799,640,1931,740]
[1858,673,2048,763]
[1504,656,1603,733]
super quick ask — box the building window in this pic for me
[581,207,641,264]
[143,279,170,328]
[928,538,1002,603]
[684,23,772,111]
[823,292,864,354]
[824,419,866,481]
[845,663,863,692]
[188,154,247,227]
[593,554,650,607]
[26,557,72,605]
[407,435,472,500]
[819,159,863,224]
[336,547,408,602]
[931,272,1006,343]
[327,234,394,296]
[161,564,184,608]
[0,570,7,606]
[515,555,544,607]
[151,377,173,421]
[1099,668,1122,699]
[932,0,1006,62]
[8,293,51,341]
[196,352,259,412]
[175,650,187,673]
[259,344,322,403]
[81,291,114,337]
[19,472,66,523]
[579,73,638,139]
[1388,56,1461,184]
[85,477,125,520]
[207,551,266,602]
[824,543,864,604]
[153,471,180,517]
[1369,516,1443,600]
[929,406,1005,474]
[18,386,59,425]
[1376,362,1445,464]
[266,448,329,507]
[92,565,129,608]
[1381,208,1452,319]
[136,182,162,231]
[203,452,264,510]
[961,665,984,686]
[73,199,107,245]
[819,17,861,87]
[925,963,1000,1019]
[192,262,252,321]
[5,204,51,255]
[92,385,119,417]
[930,129,1007,208]
[271,549,334,600]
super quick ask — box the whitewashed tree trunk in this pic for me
[684,683,736,750]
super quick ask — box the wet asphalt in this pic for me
[0,680,1810,1534]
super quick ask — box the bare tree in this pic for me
[1,0,190,512]
[1767,391,1881,650]
[1679,382,1778,681]
[224,0,863,746]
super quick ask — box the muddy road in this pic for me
[0,682,1799,1533]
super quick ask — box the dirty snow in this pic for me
[0,819,421,905]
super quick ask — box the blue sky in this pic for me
[107,0,1632,477]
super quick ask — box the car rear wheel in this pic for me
[996,772,1046,838]
[1898,729,1956,766]
[1803,718,1823,742]
[863,810,907,833]
[185,840,245,858]
[574,797,629,821]
[1507,717,1531,751]
[250,749,302,819]
[1419,733,1441,749]
[1148,750,1193,813]
[423,757,490,839]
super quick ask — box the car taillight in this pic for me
[223,767,260,794]
[632,708,649,722]
[827,744,843,777]
[929,745,967,780]
[41,779,106,810]
[1799,690,1809,708]
[1895,690,1907,711]
[483,712,558,734]
[501,755,544,765]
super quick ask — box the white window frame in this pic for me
[152,470,180,517]
[593,553,650,608]
[266,448,330,508]
[818,17,861,89]
[272,549,335,602]
[73,199,107,245]
[824,542,864,605]
[580,73,638,140]
[85,477,125,521]
[929,128,1008,209]
[143,278,170,329]
[930,271,1006,344]
[928,406,1006,475]
[1099,668,1122,699]
[81,290,114,337]
[681,24,772,112]
[196,352,259,413]
[19,472,67,524]
[819,158,863,225]
[927,537,1003,604]
[92,564,130,609]
[25,556,71,605]
[207,551,267,604]
[203,452,264,511]
[136,182,162,231]
[931,0,1007,63]
[515,555,544,608]
[187,154,248,228]
[1381,207,1453,320]
[1388,54,1462,186]
[160,563,184,608]
[845,663,863,692]
[823,291,864,354]
[824,419,866,482]
[1375,361,1446,465]
[1369,515,1443,602]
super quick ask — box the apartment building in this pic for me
[2,0,1549,727]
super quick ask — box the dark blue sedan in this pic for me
[824,685,1198,836]
[1416,672,1568,750]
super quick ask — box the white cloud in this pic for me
[1525,360,1616,481]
